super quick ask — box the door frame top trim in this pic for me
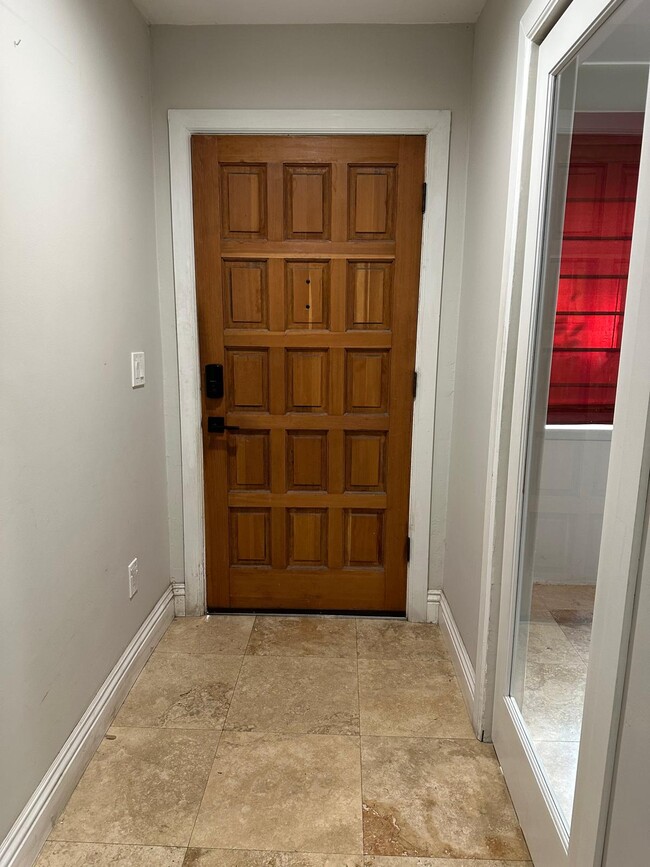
[167,109,451,621]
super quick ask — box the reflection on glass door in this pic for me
[510,0,649,829]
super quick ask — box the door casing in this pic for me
[168,110,451,622]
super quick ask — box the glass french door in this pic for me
[493,1,650,865]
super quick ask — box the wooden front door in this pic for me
[191,135,425,612]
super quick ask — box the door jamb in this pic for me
[167,109,451,619]
[472,0,574,740]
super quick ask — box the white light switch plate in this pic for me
[131,351,145,387]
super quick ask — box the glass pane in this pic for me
[510,0,649,830]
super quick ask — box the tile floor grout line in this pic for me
[355,617,366,856]
[100,723,476,740]
[182,716,224,851]
[183,618,258,850]
[39,840,188,849]
[244,653,359,660]
[108,723,230,733]
[181,845,368,856]
[40,840,533,863]
[154,650,249,657]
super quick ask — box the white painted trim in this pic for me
[168,109,452,620]
[474,0,574,744]
[544,424,612,442]
[0,588,174,867]
[171,580,186,617]
[439,592,476,724]
[426,589,441,624]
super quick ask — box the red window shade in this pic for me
[547,134,642,425]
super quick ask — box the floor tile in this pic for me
[184,852,363,866]
[356,621,448,661]
[557,622,592,661]
[521,659,587,741]
[514,621,583,666]
[49,727,219,847]
[361,736,529,860]
[35,842,185,866]
[190,732,363,853]
[115,652,242,729]
[533,583,595,612]
[158,616,254,655]
[358,660,471,738]
[225,656,359,735]
[549,608,593,627]
[364,858,532,866]
[528,596,555,623]
[550,609,593,661]
[536,740,580,824]
[246,616,357,658]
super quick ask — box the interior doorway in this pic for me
[168,111,451,619]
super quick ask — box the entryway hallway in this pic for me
[35,617,531,866]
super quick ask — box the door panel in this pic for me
[192,135,425,611]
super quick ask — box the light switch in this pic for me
[131,351,145,388]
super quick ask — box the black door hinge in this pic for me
[421,182,427,213]
[413,370,418,399]
[406,536,411,562]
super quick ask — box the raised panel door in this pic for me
[192,134,425,611]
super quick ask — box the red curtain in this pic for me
[547,134,642,424]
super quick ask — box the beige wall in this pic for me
[150,23,475,591]
[443,0,530,666]
[0,0,168,838]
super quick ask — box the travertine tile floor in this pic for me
[36,616,532,867]
[520,583,595,824]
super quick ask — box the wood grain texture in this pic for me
[192,134,425,611]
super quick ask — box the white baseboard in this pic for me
[426,589,441,623]
[171,580,186,617]
[439,592,476,725]
[0,586,174,867]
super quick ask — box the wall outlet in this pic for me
[131,351,145,388]
[128,557,138,599]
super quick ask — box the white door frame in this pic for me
[473,0,574,741]
[167,109,451,619]
[491,1,650,865]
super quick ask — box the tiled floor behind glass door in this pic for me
[36,616,532,867]
[525,583,595,823]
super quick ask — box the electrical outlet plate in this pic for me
[131,352,145,388]
[128,557,138,599]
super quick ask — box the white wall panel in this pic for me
[534,429,611,584]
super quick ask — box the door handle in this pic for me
[205,364,224,399]
[207,416,240,434]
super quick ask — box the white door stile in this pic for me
[492,1,650,865]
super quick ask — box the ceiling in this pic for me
[133,0,487,26]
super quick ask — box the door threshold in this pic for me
[207,607,407,618]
